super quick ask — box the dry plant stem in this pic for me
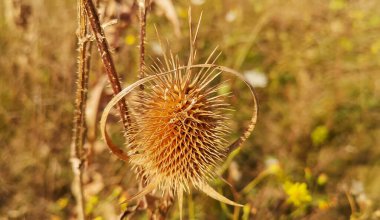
[84,0,130,161]
[70,0,90,219]
[138,0,148,81]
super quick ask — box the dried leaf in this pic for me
[86,76,107,142]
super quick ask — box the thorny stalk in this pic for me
[71,0,90,219]
[138,0,148,81]
[84,0,130,161]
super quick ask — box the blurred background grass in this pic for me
[0,0,379,219]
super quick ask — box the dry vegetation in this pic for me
[1,0,380,219]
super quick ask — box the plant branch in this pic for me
[70,0,91,219]
[84,0,130,161]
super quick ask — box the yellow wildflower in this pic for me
[283,181,312,207]
[317,173,328,186]
[318,199,329,210]
[56,197,69,209]
[124,34,136,45]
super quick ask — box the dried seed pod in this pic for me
[100,11,258,219]
[128,57,231,193]
[100,63,257,214]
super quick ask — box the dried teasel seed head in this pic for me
[100,63,257,217]
[100,10,258,219]
[128,57,231,195]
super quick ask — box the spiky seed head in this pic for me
[127,59,231,195]
[99,11,257,218]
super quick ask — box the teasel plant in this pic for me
[73,0,257,218]
[99,9,258,220]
